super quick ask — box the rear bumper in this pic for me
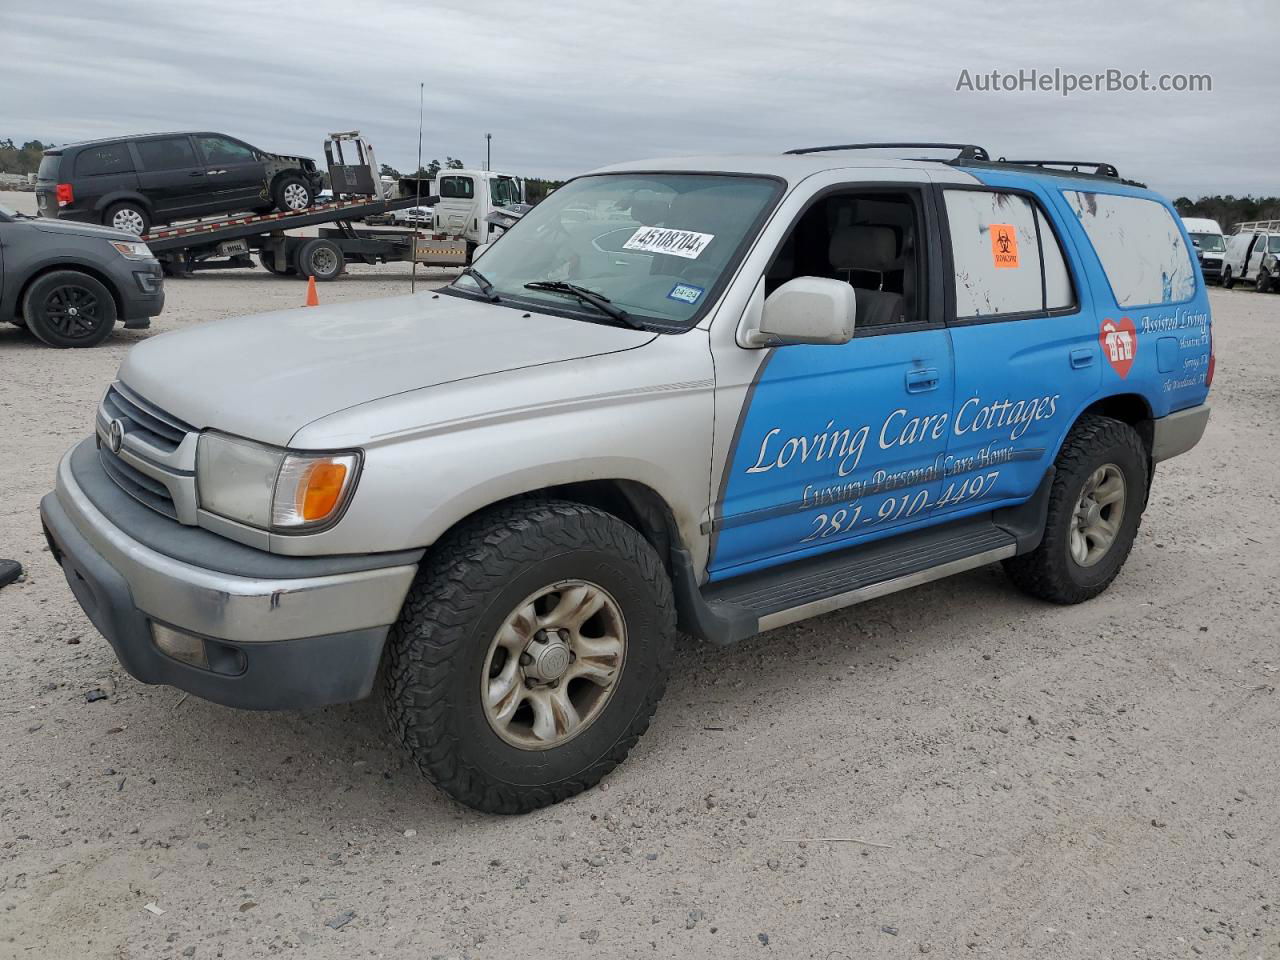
[1152,403,1210,462]
[40,441,420,710]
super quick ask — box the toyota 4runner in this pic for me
[40,143,1213,813]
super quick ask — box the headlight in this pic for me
[196,432,361,532]
[110,240,154,260]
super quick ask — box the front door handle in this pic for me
[1070,348,1094,369]
[906,367,940,393]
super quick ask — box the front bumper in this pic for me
[1152,403,1211,462]
[40,440,422,710]
[116,263,165,328]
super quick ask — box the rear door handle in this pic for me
[906,367,940,392]
[188,171,205,177]
[1070,348,1094,369]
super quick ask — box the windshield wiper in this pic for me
[458,266,499,302]
[523,281,644,329]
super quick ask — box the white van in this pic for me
[1223,220,1280,293]
[1181,216,1226,283]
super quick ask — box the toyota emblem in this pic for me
[108,419,126,454]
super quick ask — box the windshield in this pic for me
[490,176,522,207]
[452,173,780,327]
[1189,231,1225,252]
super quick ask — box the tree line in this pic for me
[1174,195,1280,230]
[0,139,54,175]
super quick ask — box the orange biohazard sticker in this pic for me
[989,223,1020,268]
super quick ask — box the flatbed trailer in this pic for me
[142,193,469,281]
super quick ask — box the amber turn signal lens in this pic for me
[300,461,349,521]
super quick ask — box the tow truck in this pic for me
[142,133,525,281]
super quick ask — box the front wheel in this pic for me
[272,174,313,213]
[384,500,674,814]
[22,270,118,347]
[1221,266,1235,289]
[1257,268,1272,294]
[1003,415,1148,604]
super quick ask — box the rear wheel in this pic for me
[384,500,674,814]
[1003,415,1148,604]
[295,238,345,281]
[272,174,313,213]
[104,201,150,236]
[258,250,295,276]
[22,270,118,348]
[1221,265,1235,289]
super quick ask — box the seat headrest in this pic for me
[829,225,898,272]
[629,190,671,228]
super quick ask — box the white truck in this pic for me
[1180,216,1225,284]
[428,168,526,253]
[1223,220,1280,292]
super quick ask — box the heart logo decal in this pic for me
[1099,316,1137,379]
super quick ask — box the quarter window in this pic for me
[440,176,474,199]
[136,137,198,171]
[74,144,134,177]
[944,189,1074,319]
[1064,191,1195,306]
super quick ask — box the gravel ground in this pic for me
[1,189,1278,959]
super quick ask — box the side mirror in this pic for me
[743,277,856,347]
[471,242,492,263]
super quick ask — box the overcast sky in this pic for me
[4,0,1276,197]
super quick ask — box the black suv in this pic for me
[35,132,323,235]
[1,201,164,347]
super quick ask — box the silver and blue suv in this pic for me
[40,143,1213,812]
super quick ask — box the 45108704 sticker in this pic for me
[800,471,1001,543]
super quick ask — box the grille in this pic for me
[99,446,178,519]
[102,385,191,453]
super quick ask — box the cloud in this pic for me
[1,0,1274,195]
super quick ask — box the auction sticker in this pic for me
[667,282,705,304]
[624,226,714,259]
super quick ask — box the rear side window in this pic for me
[944,189,1075,319]
[136,137,198,171]
[1064,191,1195,306]
[440,176,474,199]
[74,144,134,177]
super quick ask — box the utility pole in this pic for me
[485,132,492,171]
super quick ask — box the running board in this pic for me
[681,517,1017,644]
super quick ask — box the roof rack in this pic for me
[1233,219,1280,234]
[996,159,1120,179]
[784,142,991,162]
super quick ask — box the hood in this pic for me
[118,292,656,446]
[32,216,137,242]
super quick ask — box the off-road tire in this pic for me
[384,499,675,814]
[22,270,118,348]
[1003,415,1148,605]
[1221,266,1235,289]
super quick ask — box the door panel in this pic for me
[193,135,267,211]
[133,136,209,219]
[938,183,1100,516]
[710,328,954,579]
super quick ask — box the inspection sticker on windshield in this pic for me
[667,282,705,304]
[624,226,715,260]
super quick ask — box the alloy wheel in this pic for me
[1069,463,1127,567]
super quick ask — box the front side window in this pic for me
[1064,191,1195,306]
[194,136,255,164]
[440,176,474,199]
[74,144,134,177]
[1268,235,1280,254]
[136,137,198,171]
[490,176,521,206]
[944,189,1074,318]
[451,173,780,327]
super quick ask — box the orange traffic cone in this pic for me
[305,275,319,307]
